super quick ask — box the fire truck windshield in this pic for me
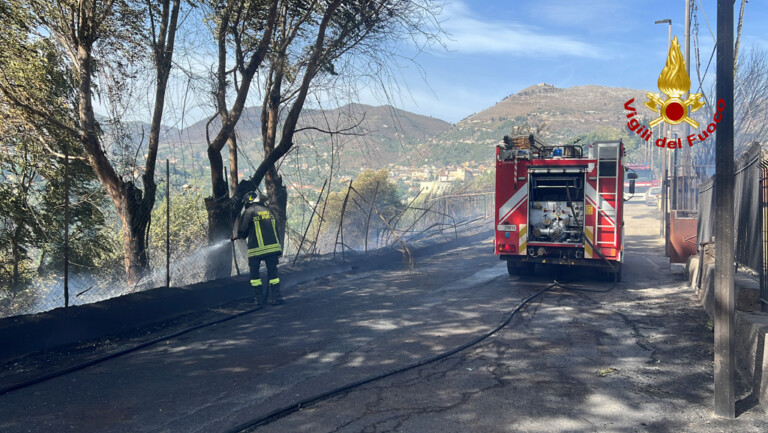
[634,169,652,181]
[624,165,656,193]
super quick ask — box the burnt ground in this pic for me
[0,201,766,432]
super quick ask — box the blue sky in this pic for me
[372,0,768,123]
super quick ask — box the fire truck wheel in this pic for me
[606,264,623,282]
[506,260,516,276]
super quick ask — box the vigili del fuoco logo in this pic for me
[623,36,725,149]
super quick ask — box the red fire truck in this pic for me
[494,135,635,281]
[624,163,657,195]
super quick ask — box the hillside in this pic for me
[416,83,649,165]
[147,84,652,182]
[161,103,451,172]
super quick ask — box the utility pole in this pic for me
[64,141,70,308]
[714,0,735,419]
[674,0,692,209]
[655,18,672,243]
[672,133,678,210]
[166,159,170,288]
[683,0,692,210]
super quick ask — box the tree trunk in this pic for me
[201,0,279,275]
[228,134,238,197]
[204,145,233,280]
[116,182,150,285]
[204,196,234,280]
[206,0,278,236]
[76,42,154,285]
[265,169,288,248]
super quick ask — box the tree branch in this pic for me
[33,133,87,161]
[0,80,79,139]
[294,113,367,136]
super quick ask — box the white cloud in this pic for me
[524,0,628,29]
[441,1,605,58]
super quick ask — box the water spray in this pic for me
[231,238,240,275]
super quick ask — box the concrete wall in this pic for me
[686,253,768,409]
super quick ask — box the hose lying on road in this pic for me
[0,275,616,432]
[227,282,557,433]
[2,258,617,430]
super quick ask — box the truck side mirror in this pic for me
[629,179,636,195]
[627,172,638,180]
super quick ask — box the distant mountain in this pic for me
[298,103,452,168]
[100,84,654,180]
[468,83,647,125]
[162,106,263,145]
[417,83,649,165]
[160,103,451,171]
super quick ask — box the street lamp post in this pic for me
[683,0,692,210]
[655,19,671,246]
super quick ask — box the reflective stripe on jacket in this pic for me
[237,203,282,258]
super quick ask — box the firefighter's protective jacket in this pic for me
[237,203,282,258]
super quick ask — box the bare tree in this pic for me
[734,0,747,75]
[200,0,278,279]
[198,0,441,278]
[692,47,768,167]
[734,48,768,151]
[234,0,444,246]
[0,0,182,283]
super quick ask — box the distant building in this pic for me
[419,180,452,195]
[410,170,431,181]
[448,168,474,182]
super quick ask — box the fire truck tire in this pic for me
[506,260,516,276]
[606,264,623,282]
[507,260,534,276]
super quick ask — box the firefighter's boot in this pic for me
[267,278,285,305]
[250,279,265,307]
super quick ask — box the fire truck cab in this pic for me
[624,163,657,195]
[494,135,634,281]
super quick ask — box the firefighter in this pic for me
[233,192,284,306]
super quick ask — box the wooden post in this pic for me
[309,178,332,256]
[364,181,380,252]
[166,159,170,287]
[64,142,70,307]
[333,180,353,260]
[714,0,735,418]
[293,179,327,266]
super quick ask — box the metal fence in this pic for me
[290,184,494,266]
[697,142,766,309]
[0,171,494,319]
[761,156,768,311]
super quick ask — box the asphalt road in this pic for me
[1,201,766,432]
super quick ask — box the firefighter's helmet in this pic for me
[243,191,267,206]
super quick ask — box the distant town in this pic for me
[283,160,493,204]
